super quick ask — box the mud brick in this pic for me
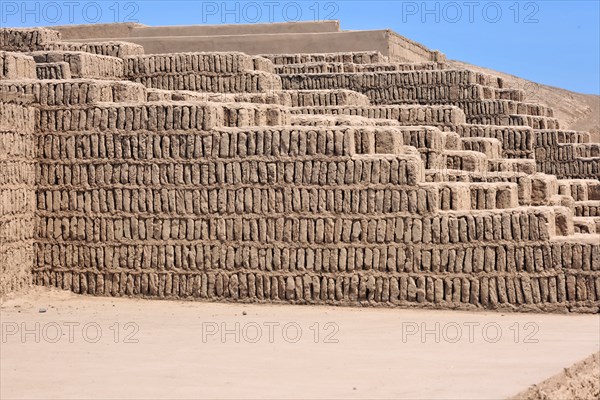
[2,35,599,314]
[1,28,60,51]
[0,51,37,79]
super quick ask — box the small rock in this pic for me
[242,311,247,316]
[38,308,46,313]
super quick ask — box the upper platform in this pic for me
[47,21,445,63]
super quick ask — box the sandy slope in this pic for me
[512,352,600,400]
[1,287,599,400]
[449,60,600,142]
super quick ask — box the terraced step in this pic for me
[426,182,519,211]
[261,51,388,65]
[120,51,282,93]
[558,179,600,201]
[536,129,591,145]
[427,171,543,208]
[146,88,369,107]
[536,133,600,179]
[0,27,61,51]
[381,126,445,169]
[290,105,466,128]
[28,51,124,80]
[457,100,553,117]
[28,51,123,80]
[488,159,537,175]
[281,69,491,91]
[129,70,282,93]
[476,72,504,88]
[538,144,599,162]
[290,115,400,127]
[461,137,502,158]
[456,124,534,160]
[0,79,147,105]
[47,41,144,58]
[425,169,472,183]
[382,98,554,120]
[280,69,518,107]
[34,101,290,131]
[442,132,461,150]
[550,232,600,245]
[573,217,600,234]
[537,158,600,180]
[274,62,443,74]
[123,52,275,76]
[572,143,600,158]
[278,89,370,107]
[467,114,560,129]
[444,150,488,173]
[511,114,560,129]
[371,85,499,104]
[35,62,71,79]
[1,51,36,80]
[495,88,524,101]
[465,172,534,206]
[574,201,600,217]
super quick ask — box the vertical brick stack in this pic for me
[1,51,37,79]
[0,99,36,295]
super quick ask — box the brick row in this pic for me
[36,186,441,215]
[36,62,71,79]
[36,156,424,187]
[35,127,357,160]
[290,105,466,126]
[49,41,144,58]
[124,52,272,76]
[0,28,60,51]
[0,80,146,106]
[130,71,282,93]
[34,239,600,274]
[29,51,124,80]
[35,208,555,245]
[31,269,600,309]
[261,51,387,65]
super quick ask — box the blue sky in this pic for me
[1,0,599,95]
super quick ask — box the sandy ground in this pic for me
[512,352,600,400]
[1,288,599,400]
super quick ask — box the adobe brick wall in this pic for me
[0,99,36,296]
[0,26,598,312]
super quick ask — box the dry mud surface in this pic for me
[1,288,599,400]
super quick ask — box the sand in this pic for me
[512,352,599,400]
[1,287,599,400]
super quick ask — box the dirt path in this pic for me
[1,288,599,399]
